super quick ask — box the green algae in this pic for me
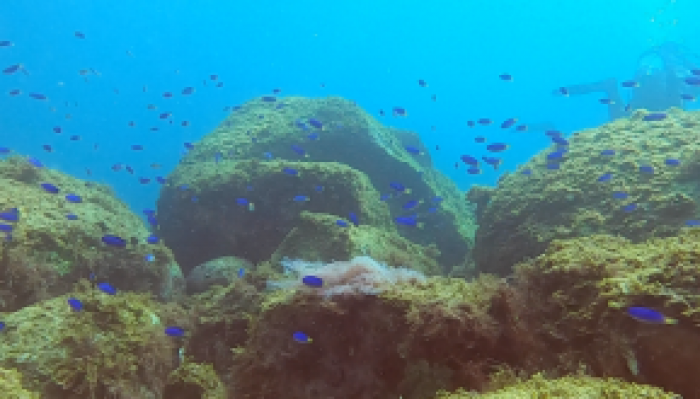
[469,108,700,276]
[163,361,226,399]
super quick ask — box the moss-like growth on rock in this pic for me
[163,361,226,399]
[469,108,700,275]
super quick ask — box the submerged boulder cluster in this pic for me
[2,100,699,398]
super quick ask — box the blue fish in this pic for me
[41,183,59,194]
[283,167,299,176]
[546,163,560,170]
[67,297,83,312]
[261,96,276,102]
[146,235,160,244]
[0,209,19,222]
[482,157,502,170]
[131,144,144,150]
[403,200,420,210]
[74,31,86,39]
[307,132,319,140]
[622,203,638,212]
[612,191,628,199]
[474,136,486,143]
[0,224,12,232]
[65,194,82,203]
[308,118,323,129]
[238,268,245,278]
[685,220,700,227]
[315,185,324,192]
[336,219,349,227]
[182,87,195,95]
[101,235,126,248]
[597,173,613,182]
[681,93,695,101]
[639,165,654,174]
[547,151,565,161]
[545,130,562,137]
[500,118,517,129]
[477,118,492,125]
[395,215,419,227]
[460,155,479,167]
[8,89,20,96]
[486,143,509,152]
[466,167,481,174]
[380,194,391,201]
[28,93,47,100]
[665,159,680,167]
[293,195,309,202]
[0,321,5,331]
[97,282,117,295]
[65,214,78,220]
[165,326,186,337]
[302,275,323,288]
[0,41,12,47]
[521,169,532,175]
[684,76,700,86]
[551,137,569,146]
[291,144,306,157]
[184,142,195,150]
[405,145,422,155]
[145,254,155,262]
[627,306,677,324]
[292,331,312,343]
[643,113,667,121]
[600,149,615,156]
[621,80,639,88]
[27,158,44,168]
[156,176,166,184]
[236,198,249,205]
[349,212,359,226]
[143,209,156,216]
[3,64,22,74]
[0,147,10,154]
[499,73,513,81]
[389,182,407,192]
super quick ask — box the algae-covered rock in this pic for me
[158,96,475,273]
[230,268,533,398]
[0,157,184,310]
[513,230,700,398]
[186,255,253,294]
[0,367,41,398]
[0,280,188,398]
[434,374,679,398]
[268,211,441,275]
[163,361,227,399]
[469,108,700,275]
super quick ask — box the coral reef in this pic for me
[0,367,41,398]
[468,108,700,275]
[163,361,227,399]
[0,156,184,310]
[434,374,679,398]
[157,96,476,273]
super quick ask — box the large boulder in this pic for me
[0,156,184,310]
[469,108,700,275]
[158,96,475,274]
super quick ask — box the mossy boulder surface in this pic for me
[158,96,475,273]
[0,157,184,310]
[470,108,700,275]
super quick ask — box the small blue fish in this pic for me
[477,118,492,125]
[131,144,144,150]
[545,130,562,137]
[392,107,408,117]
[0,147,10,154]
[163,92,173,98]
[164,326,186,337]
[380,194,391,201]
[146,235,160,244]
[389,182,408,192]
[521,169,532,175]
[643,113,667,121]
[238,267,245,278]
[139,177,151,184]
[474,136,486,143]
[551,137,569,146]
[627,306,676,324]
[336,219,349,227]
[302,275,323,288]
[395,215,419,227]
[28,93,47,100]
[184,142,195,150]
[597,173,613,182]
[546,163,560,170]
[600,149,615,156]
[74,31,86,39]
[3,64,22,74]
[292,331,312,343]
[460,155,479,167]
[67,297,83,312]
[0,224,12,232]
[547,151,565,161]
[612,191,628,199]
[639,165,654,174]
[293,195,309,202]
[308,118,323,129]
[0,41,12,47]
[143,209,156,216]
[307,132,319,140]
[621,80,639,88]
[486,143,509,152]
[182,87,195,95]
[261,96,276,102]
[0,321,5,331]
[101,235,126,248]
[349,212,359,226]
[499,73,513,81]
[283,167,299,176]
[403,200,420,210]
[97,282,117,295]
[145,254,155,262]
[65,214,78,220]
[291,144,306,157]
[0,209,19,222]
[684,76,700,86]
[405,145,422,155]
[665,159,680,167]
[482,156,502,170]
[156,176,166,184]
[466,167,481,174]
[8,89,20,96]
[685,220,700,227]
[681,94,695,101]
[27,157,44,168]
[65,194,82,203]
[236,198,249,206]
[147,215,158,226]
[622,203,638,212]
[41,183,60,194]
[315,185,324,192]
[500,118,517,129]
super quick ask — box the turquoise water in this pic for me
[2,0,698,215]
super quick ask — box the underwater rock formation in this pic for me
[158,96,475,274]
[434,374,679,398]
[0,157,184,311]
[513,231,700,398]
[267,211,442,276]
[469,108,700,275]
[186,255,253,295]
[0,280,190,398]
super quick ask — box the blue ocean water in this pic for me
[1,0,698,215]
